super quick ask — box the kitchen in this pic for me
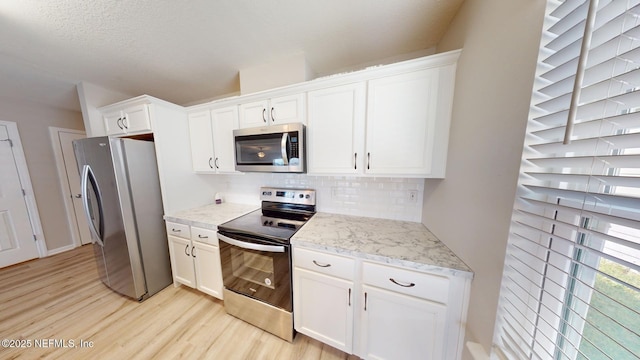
[0,1,594,360]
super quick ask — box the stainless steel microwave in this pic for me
[233,123,305,173]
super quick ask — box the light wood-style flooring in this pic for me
[0,245,359,359]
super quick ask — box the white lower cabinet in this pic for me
[166,222,224,300]
[293,246,468,360]
[360,285,447,360]
[293,248,355,352]
[168,234,196,288]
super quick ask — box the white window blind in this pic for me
[494,0,640,359]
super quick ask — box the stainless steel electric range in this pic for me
[217,187,316,341]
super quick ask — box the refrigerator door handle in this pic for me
[81,165,105,247]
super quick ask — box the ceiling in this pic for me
[0,0,464,112]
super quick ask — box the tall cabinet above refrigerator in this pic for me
[73,136,172,301]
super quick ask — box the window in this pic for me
[493,1,640,359]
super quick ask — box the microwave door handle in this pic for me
[218,234,285,253]
[281,133,289,165]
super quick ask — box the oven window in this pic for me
[230,248,275,289]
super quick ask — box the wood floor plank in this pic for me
[0,245,360,359]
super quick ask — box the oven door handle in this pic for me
[218,234,286,253]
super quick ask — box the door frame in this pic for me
[49,127,88,248]
[0,120,46,258]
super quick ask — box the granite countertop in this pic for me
[291,212,473,279]
[164,202,259,230]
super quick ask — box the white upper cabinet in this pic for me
[211,106,239,172]
[188,110,215,172]
[103,102,152,136]
[307,83,366,174]
[365,68,441,176]
[306,51,458,178]
[188,105,239,173]
[239,93,305,128]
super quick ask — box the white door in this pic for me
[52,129,91,245]
[0,124,39,267]
[211,105,239,173]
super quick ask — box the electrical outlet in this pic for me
[408,190,418,203]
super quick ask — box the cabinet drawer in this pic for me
[191,227,218,246]
[166,222,191,239]
[362,262,449,304]
[294,248,355,280]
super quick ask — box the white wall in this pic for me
[0,99,85,252]
[422,0,546,357]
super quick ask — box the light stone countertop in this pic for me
[291,212,473,279]
[163,202,259,230]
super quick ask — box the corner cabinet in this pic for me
[166,222,224,299]
[292,245,470,360]
[101,99,153,136]
[306,50,459,178]
[188,105,239,173]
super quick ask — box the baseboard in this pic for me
[466,341,490,360]
[46,244,77,256]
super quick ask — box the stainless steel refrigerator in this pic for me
[73,136,172,301]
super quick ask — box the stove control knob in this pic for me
[305,194,310,199]
[299,194,304,198]
[269,221,274,226]
[263,220,269,226]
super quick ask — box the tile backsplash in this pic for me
[207,173,424,222]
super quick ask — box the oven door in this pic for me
[218,232,292,311]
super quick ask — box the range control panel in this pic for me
[260,187,315,206]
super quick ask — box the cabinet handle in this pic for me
[364,292,368,311]
[208,157,214,169]
[184,244,189,256]
[198,234,208,239]
[389,278,416,288]
[172,228,182,232]
[312,260,331,268]
[214,157,219,169]
[117,118,124,130]
[348,288,351,306]
[367,152,371,170]
[270,107,275,122]
[122,116,128,129]
[75,194,82,198]
[354,153,357,170]
[262,108,267,123]
[191,246,196,258]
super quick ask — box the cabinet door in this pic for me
[360,285,447,360]
[366,68,440,176]
[239,100,269,128]
[168,236,196,288]
[193,242,224,299]
[188,111,215,172]
[270,93,305,125]
[211,106,239,173]
[294,268,354,353]
[307,83,365,174]
[122,103,152,133]
[103,111,125,136]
